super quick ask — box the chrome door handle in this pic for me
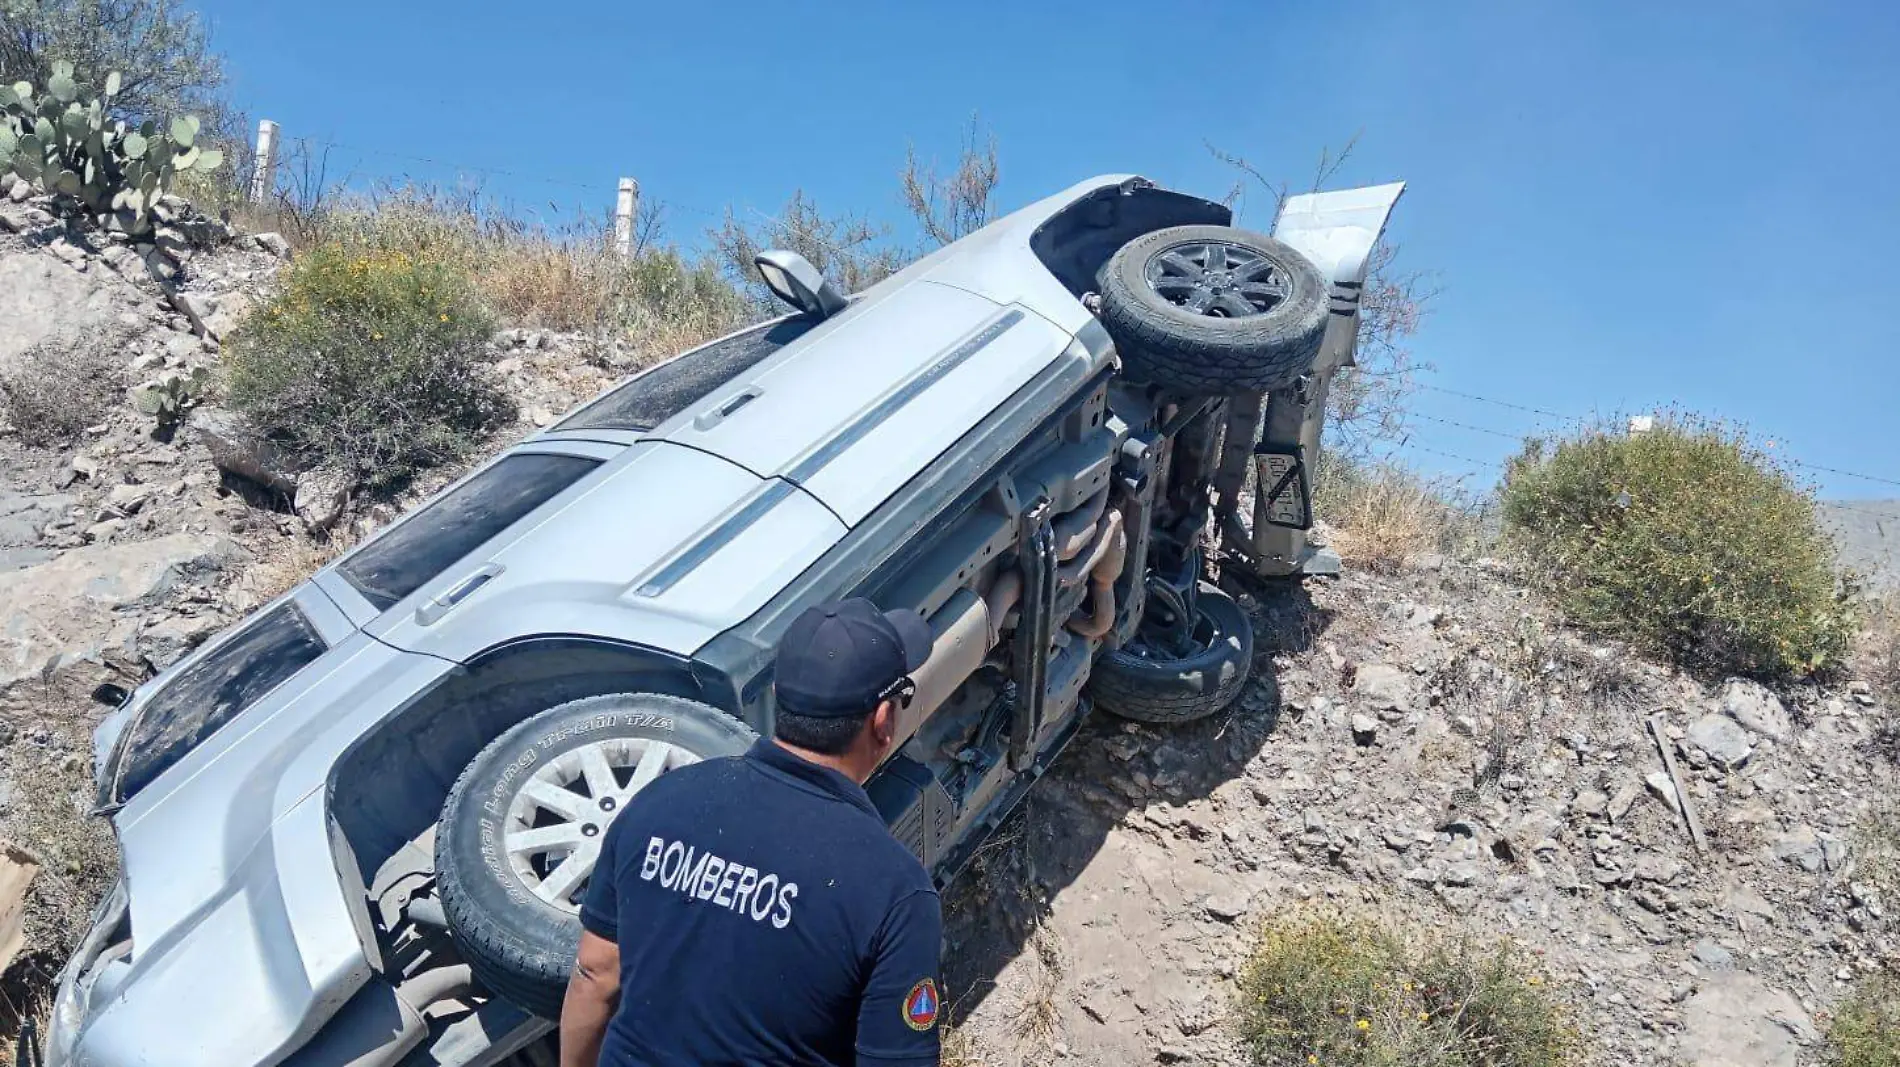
[692,387,763,431]
[414,564,504,626]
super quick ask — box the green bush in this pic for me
[1500,420,1855,678]
[1829,972,1900,1067]
[1233,909,1578,1067]
[224,244,512,488]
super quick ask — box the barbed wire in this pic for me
[1412,379,1900,491]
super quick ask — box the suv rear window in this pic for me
[338,453,601,610]
[556,316,814,433]
[115,602,326,801]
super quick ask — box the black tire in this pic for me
[435,692,756,1019]
[1096,224,1328,393]
[1091,583,1255,724]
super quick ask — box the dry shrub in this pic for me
[1233,908,1578,1067]
[1501,419,1856,678]
[0,336,124,447]
[1829,970,1900,1067]
[230,532,351,612]
[1859,596,1900,696]
[1317,457,1477,574]
[224,242,512,490]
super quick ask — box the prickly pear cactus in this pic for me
[0,63,223,237]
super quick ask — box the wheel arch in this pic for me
[327,636,718,889]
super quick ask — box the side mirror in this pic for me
[754,250,848,319]
[91,682,132,708]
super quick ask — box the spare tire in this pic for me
[435,692,755,1018]
[1090,582,1255,724]
[1097,225,1328,393]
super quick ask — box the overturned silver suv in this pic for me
[46,175,1401,1066]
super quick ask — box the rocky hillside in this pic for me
[944,557,1896,1066]
[1,187,1894,1065]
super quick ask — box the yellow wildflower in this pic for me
[1355,1019,1370,1031]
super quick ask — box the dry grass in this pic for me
[1829,970,1900,1067]
[1317,458,1478,575]
[1858,596,1900,698]
[0,673,123,1042]
[0,337,125,447]
[1233,907,1579,1067]
[230,532,353,613]
[1005,924,1066,1046]
[299,186,751,364]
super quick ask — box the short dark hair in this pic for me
[773,707,872,755]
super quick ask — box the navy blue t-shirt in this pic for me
[579,739,943,1066]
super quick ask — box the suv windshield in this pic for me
[338,453,601,610]
[113,602,326,802]
[556,315,814,433]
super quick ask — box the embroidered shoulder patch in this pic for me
[902,978,940,1031]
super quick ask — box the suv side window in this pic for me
[556,315,814,433]
[337,453,601,610]
[115,602,326,801]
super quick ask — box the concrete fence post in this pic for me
[614,177,639,257]
[250,119,280,204]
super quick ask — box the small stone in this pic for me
[1607,780,1644,822]
[1349,713,1378,746]
[1772,826,1825,873]
[1571,789,1610,818]
[1686,714,1753,770]
[1441,861,1483,887]
[1645,771,1683,814]
[530,407,556,427]
[106,482,154,515]
[1403,865,1436,886]
[1203,893,1249,922]
[252,231,293,258]
[293,467,354,533]
[1351,661,1412,711]
[1633,853,1684,884]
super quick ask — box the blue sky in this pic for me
[194,0,1899,499]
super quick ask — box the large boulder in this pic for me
[189,406,300,494]
[1719,679,1793,742]
[1678,972,1816,1067]
[0,491,74,548]
[0,532,237,690]
[0,250,143,377]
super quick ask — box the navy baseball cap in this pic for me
[774,598,933,718]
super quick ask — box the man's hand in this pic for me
[559,930,623,1067]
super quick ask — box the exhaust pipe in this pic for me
[1010,499,1056,772]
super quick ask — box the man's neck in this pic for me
[772,738,873,785]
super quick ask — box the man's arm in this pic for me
[559,930,622,1067]
[855,889,944,1066]
[563,824,626,1067]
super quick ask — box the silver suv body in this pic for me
[46,174,1401,1067]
